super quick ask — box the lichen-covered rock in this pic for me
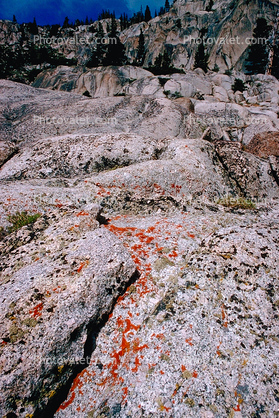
[0,206,136,417]
[245,131,279,159]
[214,140,279,199]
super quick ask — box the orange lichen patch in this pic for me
[216,341,222,356]
[57,370,89,410]
[76,211,89,217]
[168,250,178,258]
[29,302,43,318]
[187,232,195,238]
[122,386,128,401]
[185,338,193,346]
[131,356,141,372]
[77,260,89,273]
[233,404,241,412]
[192,371,198,378]
[221,304,228,328]
[181,365,186,372]
[159,370,164,375]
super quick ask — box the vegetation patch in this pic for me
[7,211,41,233]
[216,196,256,209]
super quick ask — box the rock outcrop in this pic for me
[1,0,279,77]
[0,71,279,417]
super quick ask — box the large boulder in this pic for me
[244,131,279,159]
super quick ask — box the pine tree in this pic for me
[144,5,152,22]
[12,15,17,24]
[136,29,145,65]
[154,53,162,70]
[153,48,173,74]
[63,16,70,29]
[194,41,209,72]
[206,0,214,12]
[161,49,172,71]
[165,0,170,12]
[245,18,271,74]
[102,15,126,66]
[28,18,38,35]
[111,12,117,36]
[87,22,105,67]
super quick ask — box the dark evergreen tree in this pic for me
[165,0,170,12]
[154,53,162,70]
[102,15,126,66]
[206,0,214,11]
[245,18,271,74]
[63,16,70,28]
[110,12,117,35]
[49,24,60,36]
[85,16,89,25]
[87,22,105,67]
[28,18,38,35]
[136,28,145,65]
[12,15,17,24]
[194,40,209,72]
[152,48,173,74]
[161,49,172,71]
[144,5,152,22]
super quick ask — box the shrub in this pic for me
[232,78,246,93]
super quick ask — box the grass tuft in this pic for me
[7,211,41,233]
[216,196,256,209]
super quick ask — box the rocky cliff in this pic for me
[1,0,279,78]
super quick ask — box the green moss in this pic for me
[216,196,256,210]
[9,324,25,343]
[7,211,41,232]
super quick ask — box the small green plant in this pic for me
[225,69,232,76]
[216,196,256,209]
[232,78,246,93]
[7,211,41,232]
[212,63,219,72]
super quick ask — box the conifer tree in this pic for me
[165,0,170,12]
[194,40,209,72]
[144,6,152,22]
[245,18,271,74]
[136,28,145,65]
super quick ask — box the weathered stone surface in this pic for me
[53,205,279,418]
[0,141,17,167]
[0,134,168,180]
[32,65,154,98]
[0,70,279,418]
[245,131,279,159]
[214,140,279,199]
[0,206,136,417]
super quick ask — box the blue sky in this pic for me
[0,0,165,25]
